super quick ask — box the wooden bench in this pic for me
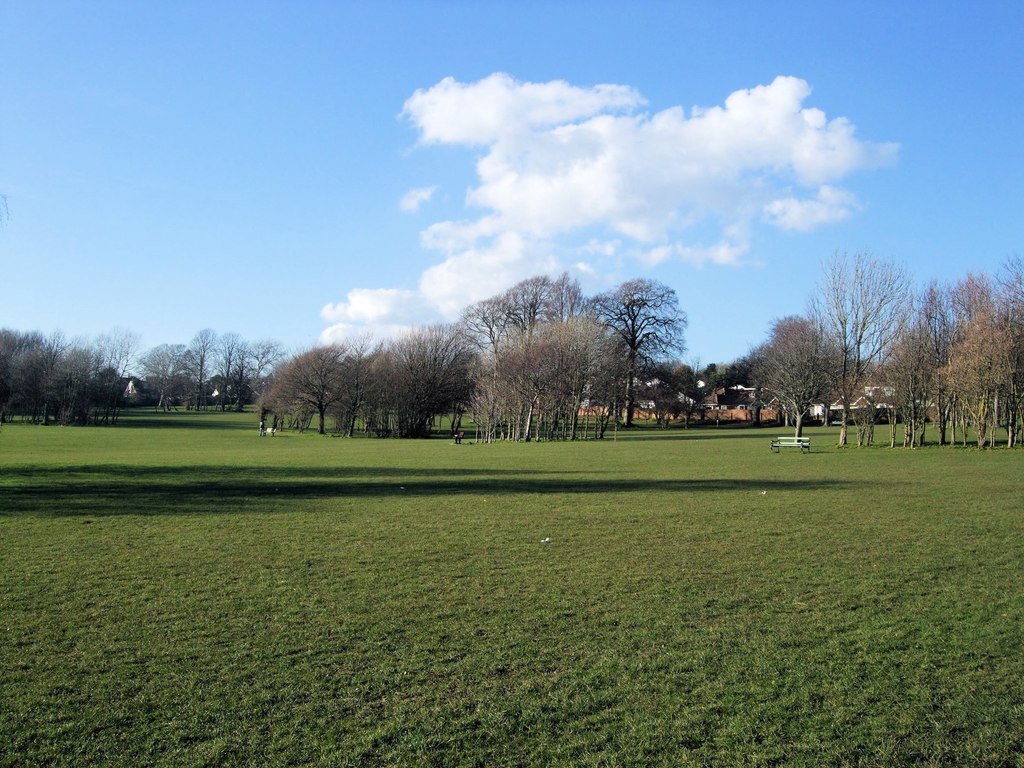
[770,436,810,453]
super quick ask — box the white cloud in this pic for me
[675,239,749,267]
[319,287,443,344]
[320,321,418,346]
[324,74,897,338]
[763,185,861,231]
[402,72,645,145]
[400,185,436,213]
[418,230,558,317]
[321,287,436,322]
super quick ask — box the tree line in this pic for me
[262,275,686,440]
[752,252,1024,448]
[0,275,686,438]
[0,328,282,426]
[3,255,1023,448]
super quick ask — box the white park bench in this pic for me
[770,436,811,453]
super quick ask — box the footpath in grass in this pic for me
[1,412,1023,766]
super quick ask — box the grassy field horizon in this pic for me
[2,411,1022,766]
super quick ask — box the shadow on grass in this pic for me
[115,412,256,430]
[0,464,850,517]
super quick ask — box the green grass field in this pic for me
[2,411,1023,766]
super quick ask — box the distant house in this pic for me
[580,382,782,426]
[827,386,896,423]
[702,385,779,424]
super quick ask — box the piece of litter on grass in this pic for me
[541,537,551,544]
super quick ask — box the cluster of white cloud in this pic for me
[320,286,439,341]
[321,73,897,343]
[399,185,436,213]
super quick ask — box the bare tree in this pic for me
[542,315,607,439]
[812,252,910,446]
[998,257,1024,446]
[27,332,67,424]
[182,329,218,410]
[885,301,938,448]
[271,344,348,435]
[582,334,629,438]
[139,344,187,411]
[214,333,245,410]
[0,329,32,423]
[496,331,558,441]
[463,274,591,441]
[392,324,475,438]
[671,360,707,429]
[94,328,140,424]
[547,272,586,323]
[1,331,46,422]
[919,281,956,444]
[462,296,511,355]
[248,339,283,415]
[361,347,400,438]
[590,278,686,428]
[943,275,1010,448]
[636,360,685,429]
[461,297,509,443]
[470,275,575,440]
[328,337,377,437]
[755,315,830,438]
[502,275,555,337]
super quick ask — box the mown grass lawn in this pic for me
[1,411,1023,766]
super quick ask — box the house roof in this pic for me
[703,385,760,408]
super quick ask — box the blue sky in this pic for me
[2,1,1021,364]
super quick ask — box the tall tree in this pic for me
[812,252,909,446]
[0,329,26,423]
[998,257,1024,446]
[461,297,509,443]
[542,315,607,439]
[139,344,187,411]
[272,344,348,435]
[328,337,376,437]
[590,278,686,428]
[755,315,829,438]
[943,274,1009,448]
[919,281,956,444]
[52,341,96,426]
[672,360,707,429]
[885,301,938,447]
[22,332,66,424]
[496,331,558,441]
[215,332,245,411]
[93,329,139,424]
[389,324,475,438]
[182,329,218,410]
[547,272,586,323]
[501,275,555,337]
[248,339,283,414]
[635,360,685,429]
